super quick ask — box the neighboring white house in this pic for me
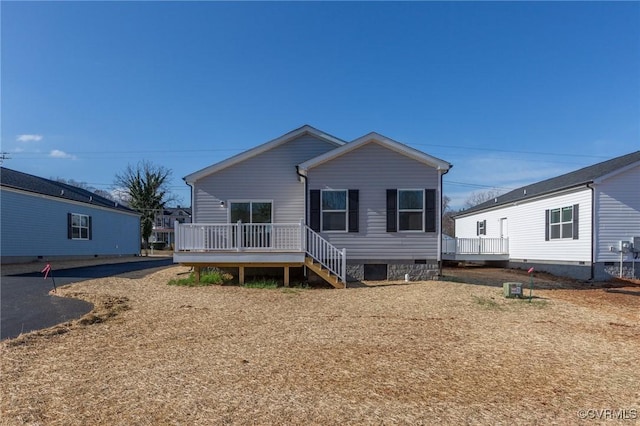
[152,206,192,248]
[451,151,640,281]
[174,125,452,286]
[1,167,141,264]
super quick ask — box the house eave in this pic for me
[0,186,141,217]
[184,125,346,184]
[298,132,452,173]
[454,183,592,218]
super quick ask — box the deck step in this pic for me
[304,257,344,289]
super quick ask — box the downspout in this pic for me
[439,166,451,277]
[296,166,308,225]
[185,178,195,222]
[296,166,309,281]
[587,182,595,280]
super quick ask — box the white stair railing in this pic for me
[304,225,346,284]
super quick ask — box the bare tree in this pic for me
[464,189,504,209]
[114,161,174,255]
[442,195,455,236]
[54,177,115,201]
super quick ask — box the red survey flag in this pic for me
[41,263,51,280]
[527,267,534,274]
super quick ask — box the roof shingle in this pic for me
[456,151,640,216]
[1,167,135,213]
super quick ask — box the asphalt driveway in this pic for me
[1,258,174,340]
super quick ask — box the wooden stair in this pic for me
[304,256,345,289]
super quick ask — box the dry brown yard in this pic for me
[1,265,639,425]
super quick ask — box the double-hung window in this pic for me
[398,189,424,231]
[321,190,347,232]
[68,213,91,240]
[546,204,578,240]
[386,189,436,233]
[477,220,487,236]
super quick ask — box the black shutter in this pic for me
[67,213,73,239]
[425,189,436,232]
[348,190,359,233]
[476,221,480,236]
[545,209,550,241]
[572,204,579,240]
[386,189,397,232]
[482,220,487,235]
[310,190,321,232]
[88,216,93,240]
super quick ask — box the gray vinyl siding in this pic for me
[193,134,338,223]
[307,141,441,261]
[1,189,140,259]
[594,163,640,263]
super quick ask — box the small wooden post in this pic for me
[194,266,201,284]
[239,266,245,285]
[284,266,290,287]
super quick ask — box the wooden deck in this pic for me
[174,222,346,288]
[442,237,510,261]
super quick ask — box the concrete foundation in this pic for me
[346,260,439,282]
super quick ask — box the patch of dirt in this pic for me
[443,264,639,322]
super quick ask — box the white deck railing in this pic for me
[174,222,303,251]
[443,237,509,255]
[175,221,346,283]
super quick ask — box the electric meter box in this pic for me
[503,282,523,298]
[619,240,633,252]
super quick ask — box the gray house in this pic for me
[451,151,640,281]
[174,125,452,287]
[1,167,141,264]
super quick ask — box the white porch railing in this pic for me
[175,221,346,284]
[443,237,509,255]
[174,221,303,251]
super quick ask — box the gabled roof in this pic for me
[183,125,346,184]
[164,206,192,216]
[0,167,136,213]
[297,132,452,174]
[456,150,640,217]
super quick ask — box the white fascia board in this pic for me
[184,125,346,184]
[298,132,452,173]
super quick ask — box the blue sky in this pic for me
[2,1,638,210]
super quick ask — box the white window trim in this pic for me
[321,189,348,233]
[549,205,573,240]
[397,189,424,232]
[227,200,274,224]
[71,213,90,240]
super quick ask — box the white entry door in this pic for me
[499,218,508,239]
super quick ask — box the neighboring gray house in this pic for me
[450,151,640,281]
[174,125,452,286]
[1,167,141,264]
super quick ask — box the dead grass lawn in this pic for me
[1,266,638,425]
